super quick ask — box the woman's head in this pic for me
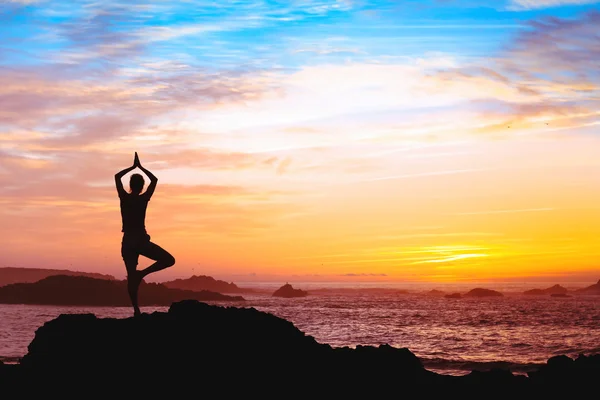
[129,173,145,194]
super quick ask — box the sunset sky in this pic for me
[1,0,599,283]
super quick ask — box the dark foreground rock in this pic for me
[272,283,308,298]
[0,300,598,396]
[0,275,244,306]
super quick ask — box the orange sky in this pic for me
[1,3,599,283]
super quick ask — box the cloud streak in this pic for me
[451,208,556,216]
[508,0,600,10]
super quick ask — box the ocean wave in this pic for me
[420,356,544,374]
[0,355,21,364]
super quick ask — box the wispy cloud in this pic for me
[507,0,600,10]
[366,169,484,181]
[412,254,489,264]
[1,0,44,4]
[434,9,600,138]
[451,208,556,216]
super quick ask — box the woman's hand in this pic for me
[134,152,141,167]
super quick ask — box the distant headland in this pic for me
[0,267,115,287]
[0,275,244,306]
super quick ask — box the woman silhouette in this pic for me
[115,152,175,316]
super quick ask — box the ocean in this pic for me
[1,282,599,376]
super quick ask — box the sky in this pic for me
[1,0,599,283]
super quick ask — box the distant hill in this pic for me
[0,267,115,287]
[524,284,568,296]
[0,275,244,306]
[575,279,600,295]
[463,288,503,298]
[162,275,254,293]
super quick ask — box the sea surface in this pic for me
[1,282,599,376]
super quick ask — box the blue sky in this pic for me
[2,0,597,73]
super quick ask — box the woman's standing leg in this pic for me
[122,237,143,316]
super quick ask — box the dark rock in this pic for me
[463,368,521,386]
[527,354,600,390]
[575,279,600,295]
[0,275,244,306]
[0,266,115,287]
[0,300,599,396]
[162,274,255,293]
[7,300,434,395]
[272,283,308,298]
[524,284,568,296]
[464,288,503,297]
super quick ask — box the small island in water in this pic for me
[524,284,568,296]
[464,288,503,298]
[272,283,308,298]
[576,279,600,295]
[162,274,255,293]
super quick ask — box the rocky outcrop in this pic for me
[162,275,254,293]
[0,300,598,396]
[4,300,437,395]
[0,275,244,306]
[464,288,503,298]
[0,267,115,287]
[526,354,600,390]
[575,279,600,295]
[272,283,308,298]
[524,284,568,296]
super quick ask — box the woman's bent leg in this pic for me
[138,241,175,278]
